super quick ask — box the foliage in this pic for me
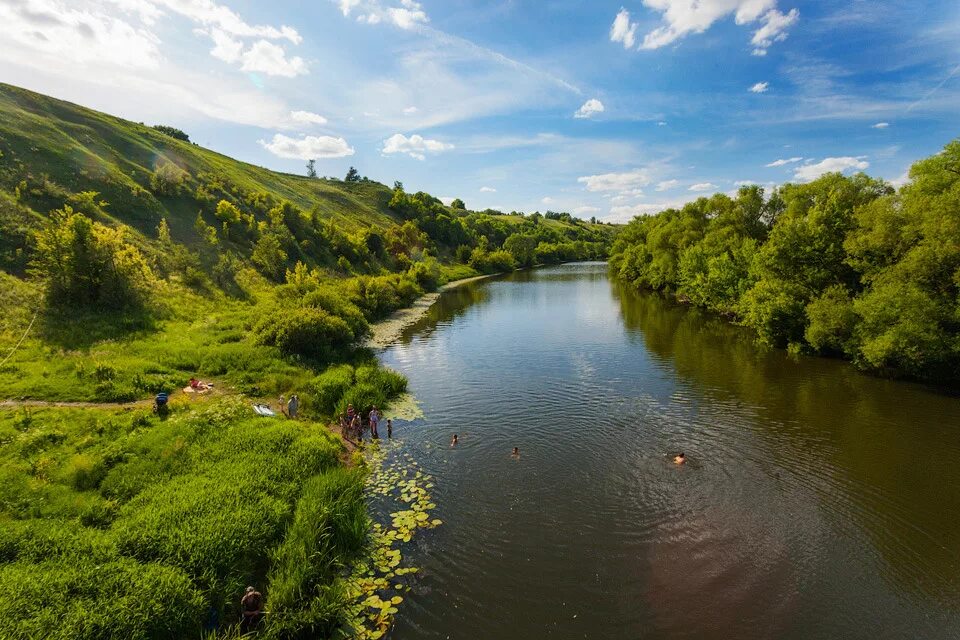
[150,161,188,196]
[30,206,154,311]
[152,124,190,142]
[610,140,960,381]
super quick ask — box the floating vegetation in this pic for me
[384,392,425,422]
[345,441,441,639]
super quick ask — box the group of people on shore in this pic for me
[339,404,392,442]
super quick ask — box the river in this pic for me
[376,262,960,640]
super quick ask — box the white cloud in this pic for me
[337,0,428,30]
[479,186,497,192]
[638,1,798,55]
[541,196,555,205]
[577,169,651,192]
[610,8,638,49]
[872,121,890,129]
[657,120,667,126]
[793,156,869,182]
[749,81,769,93]
[208,28,242,63]
[655,179,680,191]
[388,0,428,29]
[239,40,307,77]
[0,0,162,69]
[574,206,600,215]
[382,133,454,160]
[403,106,418,114]
[260,133,355,159]
[157,0,301,43]
[574,98,605,119]
[688,182,718,192]
[290,110,328,125]
[750,8,799,52]
[734,180,756,186]
[765,156,803,167]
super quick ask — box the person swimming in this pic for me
[674,452,686,465]
[511,447,520,458]
[451,434,458,446]
[386,418,393,438]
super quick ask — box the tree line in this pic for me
[609,139,960,382]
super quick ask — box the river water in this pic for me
[377,262,960,640]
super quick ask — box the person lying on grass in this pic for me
[188,377,213,392]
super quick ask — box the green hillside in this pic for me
[0,83,616,639]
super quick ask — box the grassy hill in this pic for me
[0,83,616,639]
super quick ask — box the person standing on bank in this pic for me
[369,406,380,439]
[287,394,299,419]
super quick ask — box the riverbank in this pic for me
[365,273,498,349]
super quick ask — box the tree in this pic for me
[305,159,317,178]
[31,206,154,310]
[152,125,190,142]
[150,162,187,196]
[344,167,361,182]
[451,198,465,210]
[251,234,288,280]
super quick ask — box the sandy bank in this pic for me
[365,273,496,349]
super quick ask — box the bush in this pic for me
[253,234,288,281]
[31,207,155,311]
[150,161,188,196]
[256,307,356,360]
[804,285,857,355]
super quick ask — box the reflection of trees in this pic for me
[394,281,494,345]
[612,281,960,605]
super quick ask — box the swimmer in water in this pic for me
[511,447,520,458]
[451,434,458,446]
[386,419,393,438]
[674,452,686,465]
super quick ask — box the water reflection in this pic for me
[378,263,960,640]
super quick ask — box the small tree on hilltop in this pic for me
[306,159,317,178]
[345,166,361,182]
[450,198,465,210]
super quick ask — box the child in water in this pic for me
[451,434,458,446]
[674,452,686,465]
[511,447,520,458]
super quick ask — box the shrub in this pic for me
[31,207,155,311]
[150,161,188,196]
[253,234,288,281]
[256,307,356,360]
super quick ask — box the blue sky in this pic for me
[0,0,958,221]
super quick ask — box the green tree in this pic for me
[450,198,465,210]
[31,206,154,310]
[252,233,287,280]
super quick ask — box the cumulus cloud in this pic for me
[749,81,769,93]
[765,156,803,167]
[610,8,638,49]
[655,179,679,191]
[578,169,651,192]
[541,196,555,205]
[337,0,428,30]
[574,98,605,119]
[208,28,243,63]
[239,40,307,77]
[637,0,798,55]
[575,206,600,215]
[159,0,301,43]
[403,106,419,114]
[260,133,354,159]
[793,156,869,182]
[688,182,718,192]
[872,122,890,129]
[290,110,328,125]
[480,186,497,192]
[382,133,454,160]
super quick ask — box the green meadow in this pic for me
[0,82,616,638]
